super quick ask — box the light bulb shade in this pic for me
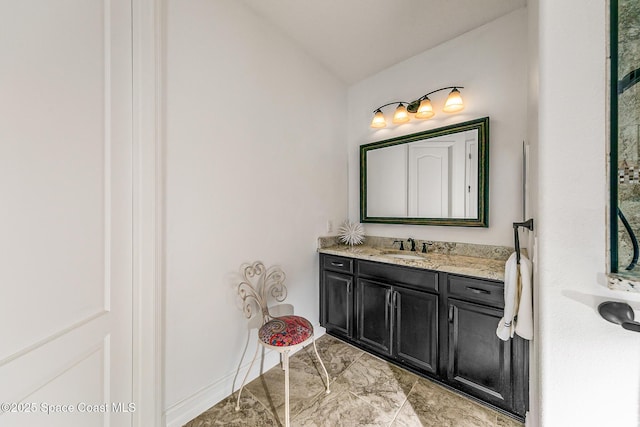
[392,104,410,124]
[443,88,464,113]
[415,98,435,119]
[370,110,386,128]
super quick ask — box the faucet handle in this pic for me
[422,242,433,253]
[393,240,405,250]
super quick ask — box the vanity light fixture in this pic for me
[370,86,465,128]
[392,103,410,123]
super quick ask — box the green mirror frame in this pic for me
[360,117,490,227]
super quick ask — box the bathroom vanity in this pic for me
[318,245,528,420]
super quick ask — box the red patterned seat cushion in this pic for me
[258,315,313,347]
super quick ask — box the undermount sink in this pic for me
[383,252,425,260]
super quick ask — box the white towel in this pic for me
[496,252,534,341]
[515,254,533,340]
[496,252,518,341]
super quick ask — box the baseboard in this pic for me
[164,348,280,427]
[164,326,325,427]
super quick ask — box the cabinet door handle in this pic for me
[330,262,344,267]
[386,289,391,307]
[347,281,351,293]
[466,286,490,295]
[448,305,454,323]
[392,291,398,308]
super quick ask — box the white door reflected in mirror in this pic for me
[367,130,478,219]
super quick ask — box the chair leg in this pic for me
[235,342,261,411]
[312,337,331,394]
[283,350,290,427]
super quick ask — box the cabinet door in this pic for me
[357,279,392,355]
[447,299,512,410]
[322,271,353,339]
[394,288,438,374]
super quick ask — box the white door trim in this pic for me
[132,0,164,425]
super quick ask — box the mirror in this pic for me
[610,0,640,278]
[360,117,489,226]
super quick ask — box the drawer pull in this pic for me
[467,286,491,295]
[331,262,344,267]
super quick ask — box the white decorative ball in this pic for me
[338,220,365,246]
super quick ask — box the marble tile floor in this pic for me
[184,334,524,427]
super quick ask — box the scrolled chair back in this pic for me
[236,261,287,325]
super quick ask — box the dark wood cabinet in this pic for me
[321,270,353,339]
[355,277,439,373]
[394,286,438,374]
[320,254,355,339]
[356,278,392,355]
[444,274,528,416]
[447,298,512,409]
[319,253,528,420]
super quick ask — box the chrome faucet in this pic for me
[407,238,416,252]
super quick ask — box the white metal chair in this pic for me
[235,261,330,427]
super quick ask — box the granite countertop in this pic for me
[319,244,508,281]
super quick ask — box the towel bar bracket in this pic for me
[513,219,534,231]
[513,218,534,264]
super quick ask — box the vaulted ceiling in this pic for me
[242,0,527,84]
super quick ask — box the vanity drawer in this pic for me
[357,260,438,292]
[322,255,354,274]
[447,275,504,307]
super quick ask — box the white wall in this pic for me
[347,9,529,247]
[536,0,640,426]
[163,1,347,424]
[160,2,640,426]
